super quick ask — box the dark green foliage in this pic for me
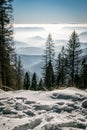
[60,46,67,85]
[31,72,37,91]
[23,72,30,90]
[45,61,55,90]
[55,53,61,86]
[55,46,67,86]
[38,78,43,90]
[80,57,87,88]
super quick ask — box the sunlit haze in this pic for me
[14,24,87,47]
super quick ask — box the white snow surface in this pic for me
[0,87,87,130]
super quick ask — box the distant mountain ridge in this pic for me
[79,31,87,42]
[14,27,45,32]
[63,27,87,31]
[14,41,29,48]
[79,31,87,35]
[29,36,45,40]
[19,54,43,77]
[16,47,44,55]
[15,40,87,56]
[19,45,87,78]
[26,36,45,47]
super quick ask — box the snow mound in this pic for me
[0,87,87,130]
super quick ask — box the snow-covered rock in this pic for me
[82,100,87,108]
[0,87,87,130]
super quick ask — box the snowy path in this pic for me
[0,88,87,130]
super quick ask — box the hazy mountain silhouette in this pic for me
[79,32,87,42]
[14,27,45,32]
[16,47,44,55]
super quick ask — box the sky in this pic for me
[13,0,87,24]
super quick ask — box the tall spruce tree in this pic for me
[55,46,67,87]
[59,46,66,86]
[13,54,24,90]
[0,60,2,87]
[42,34,55,90]
[66,31,82,86]
[23,72,30,90]
[38,78,43,90]
[31,72,37,91]
[55,53,61,86]
[45,61,55,90]
[80,57,87,88]
[16,56,23,90]
[0,0,16,89]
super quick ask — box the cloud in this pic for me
[14,27,45,32]
[62,26,87,31]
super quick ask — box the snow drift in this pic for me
[0,87,87,130]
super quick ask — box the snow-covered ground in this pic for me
[0,87,87,130]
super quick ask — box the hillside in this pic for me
[0,88,87,130]
[19,55,43,77]
[16,47,44,55]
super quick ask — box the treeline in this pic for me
[41,32,87,90]
[23,72,43,90]
[24,32,87,91]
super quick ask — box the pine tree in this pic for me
[59,46,66,86]
[31,72,37,91]
[0,60,2,87]
[45,61,55,90]
[80,57,87,88]
[46,34,55,63]
[16,56,23,90]
[0,0,16,89]
[55,53,61,86]
[42,34,55,90]
[23,72,30,90]
[38,78,43,90]
[55,46,67,87]
[66,31,82,86]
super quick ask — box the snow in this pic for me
[0,87,87,130]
